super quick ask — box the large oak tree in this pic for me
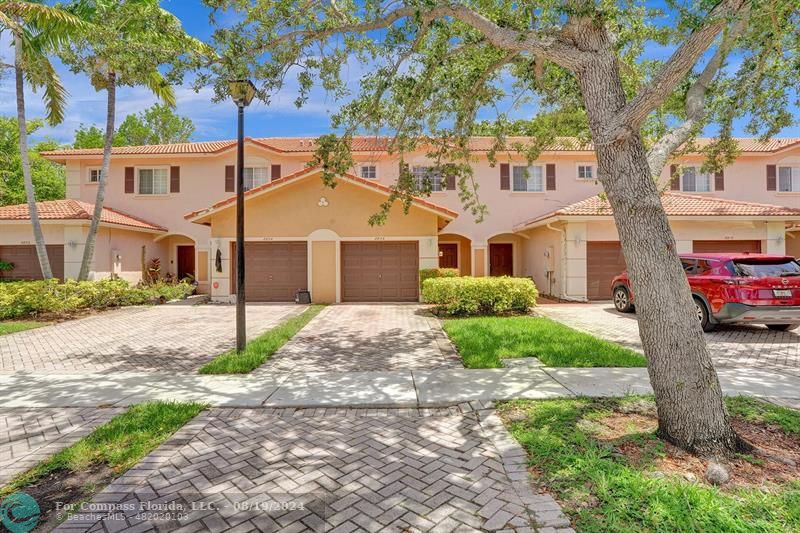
[201,0,799,455]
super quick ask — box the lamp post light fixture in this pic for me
[229,79,257,353]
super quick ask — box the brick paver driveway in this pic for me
[262,304,463,373]
[58,405,571,532]
[0,304,304,374]
[538,303,800,376]
[0,407,124,485]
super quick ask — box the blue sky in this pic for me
[1,1,798,145]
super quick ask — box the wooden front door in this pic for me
[438,243,458,269]
[489,243,513,276]
[177,245,195,280]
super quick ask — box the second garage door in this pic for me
[586,241,627,300]
[693,240,762,253]
[231,242,307,302]
[0,245,64,280]
[341,241,419,302]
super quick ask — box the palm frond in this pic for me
[3,1,90,48]
[145,70,176,107]
[20,44,68,125]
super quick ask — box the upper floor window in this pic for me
[682,166,712,192]
[360,165,377,179]
[577,164,594,180]
[243,167,269,191]
[412,166,443,192]
[138,168,169,195]
[88,168,102,183]
[512,165,544,192]
[778,166,800,192]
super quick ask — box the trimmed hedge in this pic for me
[0,279,194,320]
[422,276,538,316]
[419,268,459,289]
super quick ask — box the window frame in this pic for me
[86,166,102,184]
[511,164,545,193]
[412,165,444,192]
[242,166,269,191]
[778,166,800,193]
[681,165,713,193]
[576,162,595,180]
[135,166,171,196]
[359,164,378,180]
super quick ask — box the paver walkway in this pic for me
[261,305,463,373]
[56,404,573,533]
[0,304,304,374]
[538,303,800,377]
[0,407,124,485]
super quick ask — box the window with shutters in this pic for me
[512,165,544,192]
[412,166,443,192]
[137,168,169,195]
[778,166,800,192]
[87,167,101,183]
[681,166,712,192]
[360,165,377,179]
[243,167,269,191]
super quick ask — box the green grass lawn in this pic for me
[443,315,646,368]
[199,304,325,374]
[0,320,48,336]
[500,397,800,532]
[1,401,204,496]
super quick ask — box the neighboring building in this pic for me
[0,136,798,303]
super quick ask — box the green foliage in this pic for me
[1,401,205,496]
[0,260,14,272]
[419,268,459,290]
[0,117,65,206]
[0,320,47,336]
[726,396,800,436]
[422,276,538,316]
[0,279,194,320]
[444,316,647,368]
[72,123,106,148]
[116,104,196,146]
[500,397,800,532]
[200,305,325,374]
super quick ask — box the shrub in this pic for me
[0,279,194,320]
[422,276,538,316]
[419,268,460,290]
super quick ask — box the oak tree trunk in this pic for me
[14,31,53,279]
[78,72,116,281]
[574,30,742,456]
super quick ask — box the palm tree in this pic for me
[59,0,207,281]
[1,1,87,279]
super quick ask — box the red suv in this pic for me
[611,253,800,332]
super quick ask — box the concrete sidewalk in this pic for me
[1,366,798,408]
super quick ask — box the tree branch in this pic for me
[647,5,750,175]
[261,4,586,70]
[606,0,750,142]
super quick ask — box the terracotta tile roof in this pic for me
[41,136,800,158]
[0,200,167,232]
[184,166,458,221]
[515,192,800,230]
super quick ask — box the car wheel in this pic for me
[767,324,799,332]
[613,286,633,313]
[694,298,716,332]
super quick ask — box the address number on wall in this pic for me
[373,237,386,241]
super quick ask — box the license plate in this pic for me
[774,289,792,298]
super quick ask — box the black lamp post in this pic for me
[228,79,257,353]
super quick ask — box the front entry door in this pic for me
[489,243,513,276]
[438,243,458,269]
[177,245,195,280]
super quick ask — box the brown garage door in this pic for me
[586,241,627,300]
[693,240,762,253]
[0,245,64,280]
[341,242,419,302]
[231,242,307,301]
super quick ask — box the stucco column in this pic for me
[209,239,233,302]
[419,236,439,270]
[765,221,786,255]
[65,161,81,199]
[471,244,488,277]
[63,225,87,280]
[564,222,587,301]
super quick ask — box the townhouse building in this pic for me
[0,136,798,303]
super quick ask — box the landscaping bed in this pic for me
[444,315,646,368]
[0,279,194,320]
[199,304,325,374]
[500,397,800,531]
[0,402,204,531]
